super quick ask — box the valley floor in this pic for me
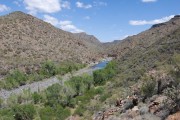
[0,62,103,100]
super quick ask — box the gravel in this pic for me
[0,66,100,100]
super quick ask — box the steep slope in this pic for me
[90,16,180,120]
[74,32,101,45]
[0,11,104,75]
[105,15,180,58]
[69,16,180,119]
[74,32,105,55]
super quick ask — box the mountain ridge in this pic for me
[0,11,104,75]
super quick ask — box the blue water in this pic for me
[91,61,109,69]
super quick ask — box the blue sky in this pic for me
[0,0,179,42]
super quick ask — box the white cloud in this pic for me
[129,15,174,26]
[142,0,157,2]
[13,0,21,7]
[23,0,61,14]
[76,2,92,9]
[93,1,107,7]
[0,4,10,12]
[44,15,60,26]
[84,16,90,20]
[62,1,71,9]
[43,15,83,33]
[60,21,84,33]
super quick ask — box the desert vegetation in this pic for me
[0,60,85,90]
[0,61,117,120]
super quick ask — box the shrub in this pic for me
[66,76,84,96]
[141,75,156,97]
[12,104,36,120]
[4,70,27,89]
[0,98,3,108]
[45,84,62,107]
[32,92,42,104]
[74,104,86,116]
[93,69,107,85]
[0,109,14,120]
[93,61,117,86]
[40,60,58,77]
[82,74,94,90]
[100,93,111,102]
[39,106,55,120]
[7,94,18,107]
[39,105,70,120]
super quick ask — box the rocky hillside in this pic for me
[74,32,105,55]
[64,16,180,120]
[90,16,180,120]
[0,11,104,75]
[105,15,180,58]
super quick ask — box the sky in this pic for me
[0,0,179,42]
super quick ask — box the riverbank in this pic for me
[0,59,111,100]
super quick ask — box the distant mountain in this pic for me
[0,11,104,75]
[73,32,104,54]
[74,32,101,45]
[105,15,180,58]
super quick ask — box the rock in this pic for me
[134,113,161,120]
[156,109,170,120]
[148,95,176,119]
[166,111,180,120]
[123,99,134,111]
[132,106,139,111]
[139,106,149,115]
[127,110,140,119]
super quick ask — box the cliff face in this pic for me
[0,11,104,75]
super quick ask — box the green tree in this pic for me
[13,104,36,120]
[39,105,70,120]
[40,60,57,77]
[82,74,94,90]
[66,76,84,96]
[93,70,107,85]
[32,92,42,104]
[5,70,27,89]
[46,84,62,107]
[141,75,156,97]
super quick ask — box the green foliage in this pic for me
[93,69,107,85]
[1,60,86,90]
[7,94,18,107]
[141,75,156,97]
[32,92,42,104]
[40,60,57,77]
[39,106,55,120]
[39,105,70,120]
[74,104,85,116]
[0,98,3,108]
[172,53,180,67]
[93,61,117,86]
[12,104,36,120]
[45,84,62,107]
[65,74,95,98]
[67,76,84,96]
[4,70,27,89]
[100,93,111,102]
[0,109,14,120]
[56,61,86,75]
[82,74,94,90]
